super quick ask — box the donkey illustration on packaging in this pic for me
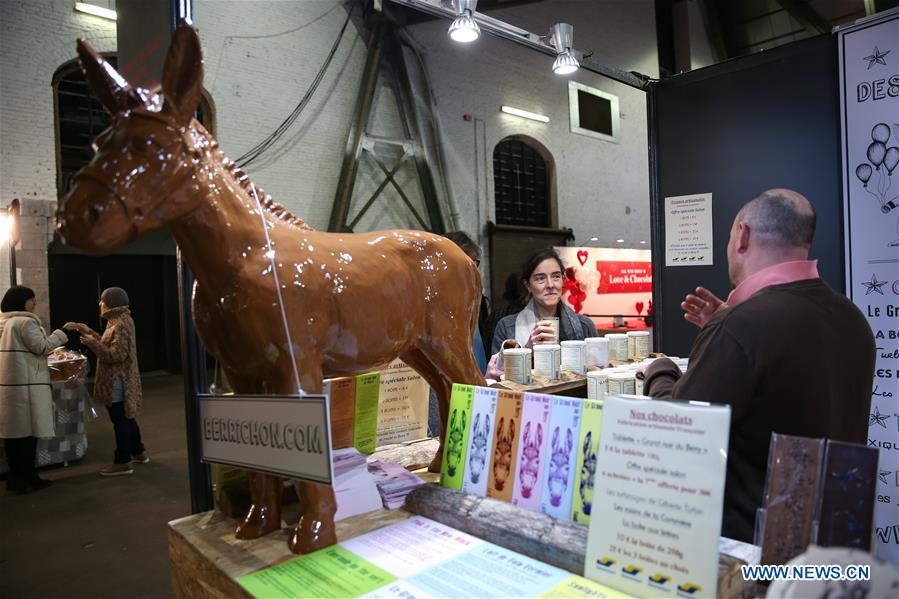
[467,413,490,484]
[518,421,543,499]
[445,409,466,477]
[56,23,485,555]
[492,417,516,491]
[546,426,573,507]
[579,431,597,515]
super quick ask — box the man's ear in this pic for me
[737,222,752,253]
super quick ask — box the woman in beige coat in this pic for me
[0,286,68,494]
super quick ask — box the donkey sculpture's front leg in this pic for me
[288,480,338,553]
[235,472,283,539]
[287,360,337,554]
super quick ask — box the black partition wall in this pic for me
[648,34,845,357]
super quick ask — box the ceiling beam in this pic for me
[775,0,830,34]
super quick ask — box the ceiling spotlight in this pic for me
[616,239,624,243]
[590,237,598,241]
[548,23,579,75]
[448,0,480,43]
[639,240,647,244]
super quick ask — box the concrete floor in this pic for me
[0,374,190,599]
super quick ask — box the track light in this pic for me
[501,106,549,123]
[548,23,579,75]
[448,0,480,43]
[74,2,117,20]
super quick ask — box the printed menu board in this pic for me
[664,193,713,266]
[584,395,730,598]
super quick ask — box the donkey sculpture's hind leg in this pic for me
[399,349,452,473]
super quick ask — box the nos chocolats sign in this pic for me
[199,395,333,485]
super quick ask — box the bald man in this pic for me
[643,189,875,542]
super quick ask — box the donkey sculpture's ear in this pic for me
[161,20,204,125]
[77,38,134,115]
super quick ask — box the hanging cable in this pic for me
[236,3,356,168]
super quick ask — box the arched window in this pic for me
[53,57,216,198]
[492,136,554,227]
[53,57,117,198]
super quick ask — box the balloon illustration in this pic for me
[872,123,890,144]
[884,147,899,174]
[868,142,886,168]
[856,163,872,186]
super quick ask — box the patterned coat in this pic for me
[81,307,142,419]
[0,312,68,438]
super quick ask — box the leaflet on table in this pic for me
[540,395,582,519]
[439,384,475,489]
[583,395,730,598]
[512,393,552,510]
[239,516,633,599]
[461,386,499,497]
[354,372,380,454]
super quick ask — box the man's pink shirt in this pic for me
[726,260,820,306]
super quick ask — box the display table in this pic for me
[0,379,90,474]
[169,484,751,599]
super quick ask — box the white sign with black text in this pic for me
[199,394,333,485]
[584,395,730,598]
[838,9,899,566]
[664,193,714,266]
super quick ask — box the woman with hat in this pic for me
[65,287,145,477]
[0,286,69,493]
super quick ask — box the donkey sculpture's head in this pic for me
[445,409,466,477]
[492,417,515,491]
[579,431,597,515]
[518,421,543,499]
[467,413,490,484]
[546,426,573,507]
[57,22,207,254]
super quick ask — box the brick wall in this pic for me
[0,0,116,326]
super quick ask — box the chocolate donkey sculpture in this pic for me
[57,23,486,554]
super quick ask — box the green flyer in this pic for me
[353,372,380,454]
[238,545,395,598]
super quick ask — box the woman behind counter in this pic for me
[487,248,596,378]
[0,286,68,494]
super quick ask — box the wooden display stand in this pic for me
[169,507,414,599]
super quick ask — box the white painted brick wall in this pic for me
[0,0,116,325]
[195,0,368,230]
[407,0,657,252]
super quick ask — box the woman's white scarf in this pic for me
[513,298,542,347]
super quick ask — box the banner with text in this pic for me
[584,395,730,598]
[556,247,653,317]
[838,10,899,566]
